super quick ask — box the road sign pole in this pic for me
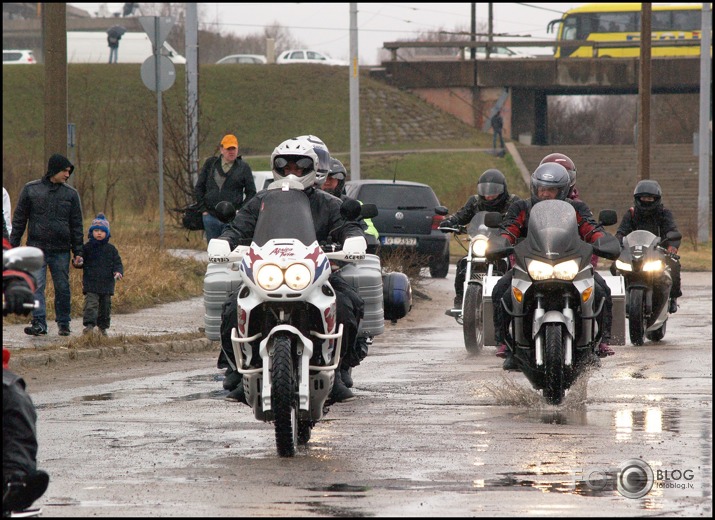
[154,17,165,249]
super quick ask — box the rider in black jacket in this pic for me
[615,180,682,313]
[439,169,519,308]
[213,137,367,404]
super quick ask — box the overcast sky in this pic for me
[69,3,581,64]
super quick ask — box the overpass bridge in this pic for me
[374,56,704,145]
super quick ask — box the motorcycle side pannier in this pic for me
[383,272,412,322]
[203,263,243,341]
[340,254,385,338]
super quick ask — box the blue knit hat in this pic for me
[88,213,110,239]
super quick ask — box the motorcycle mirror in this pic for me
[340,198,362,221]
[360,203,378,219]
[598,209,618,227]
[214,201,237,223]
[484,212,503,228]
[434,205,449,216]
[664,230,682,243]
[3,246,45,273]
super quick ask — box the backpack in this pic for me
[179,202,204,231]
[108,36,119,45]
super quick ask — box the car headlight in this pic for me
[527,259,580,281]
[471,238,488,258]
[615,259,632,272]
[256,264,283,291]
[643,259,664,272]
[284,263,311,290]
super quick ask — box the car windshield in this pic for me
[356,184,437,209]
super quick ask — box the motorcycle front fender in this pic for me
[533,310,574,366]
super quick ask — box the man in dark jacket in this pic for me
[10,153,84,337]
[491,110,505,150]
[439,169,519,309]
[615,180,682,313]
[195,134,256,244]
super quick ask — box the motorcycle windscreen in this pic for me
[466,211,498,237]
[526,200,584,258]
[253,189,317,248]
[623,229,659,249]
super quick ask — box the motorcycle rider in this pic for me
[614,180,682,313]
[492,163,616,370]
[214,137,367,404]
[3,238,50,516]
[539,152,601,270]
[438,169,520,309]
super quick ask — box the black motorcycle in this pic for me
[613,229,682,345]
[489,200,621,405]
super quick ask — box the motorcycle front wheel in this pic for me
[271,333,298,457]
[628,288,646,346]
[543,323,566,405]
[462,283,484,354]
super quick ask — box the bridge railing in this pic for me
[382,39,704,60]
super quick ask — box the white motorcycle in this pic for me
[207,181,369,457]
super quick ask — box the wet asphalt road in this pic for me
[18,269,713,517]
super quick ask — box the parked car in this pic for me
[345,180,450,278]
[3,49,36,64]
[276,49,348,66]
[463,46,536,59]
[216,54,267,65]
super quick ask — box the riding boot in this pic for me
[328,368,355,403]
[340,365,353,388]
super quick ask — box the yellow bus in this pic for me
[547,3,705,58]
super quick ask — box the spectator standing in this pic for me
[10,154,84,337]
[74,214,124,336]
[2,187,11,236]
[491,110,505,150]
[195,134,256,244]
[107,33,120,63]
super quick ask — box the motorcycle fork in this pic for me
[533,294,545,366]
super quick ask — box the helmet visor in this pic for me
[477,182,505,197]
[274,156,314,176]
[328,171,346,181]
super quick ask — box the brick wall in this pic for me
[516,144,712,240]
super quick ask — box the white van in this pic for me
[67,31,186,64]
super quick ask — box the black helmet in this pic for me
[633,180,662,215]
[477,169,509,211]
[530,163,570,204]
[325,157,347,197]
[539,152,577,190]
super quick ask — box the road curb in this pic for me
[14,337,218,369]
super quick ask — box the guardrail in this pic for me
[382,39,704,60]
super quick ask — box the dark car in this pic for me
[345,179,450,278]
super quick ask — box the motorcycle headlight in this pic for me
[256,264,283,291]
[527,259,554,280]
[643,259,664,272]
[471,238,489,258]
[615,259,632,272]
[284,263,311,290]
[527,259,580,281]
[553,259,580,280]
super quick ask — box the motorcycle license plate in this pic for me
[381,236,417,246]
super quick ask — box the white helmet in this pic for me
[295,134,331,186]
[270,137,320,189]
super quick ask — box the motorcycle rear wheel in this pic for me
[462,283,484,354]
[628,288,646,346]
[271,333,298,457]
[543,323,566,405]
